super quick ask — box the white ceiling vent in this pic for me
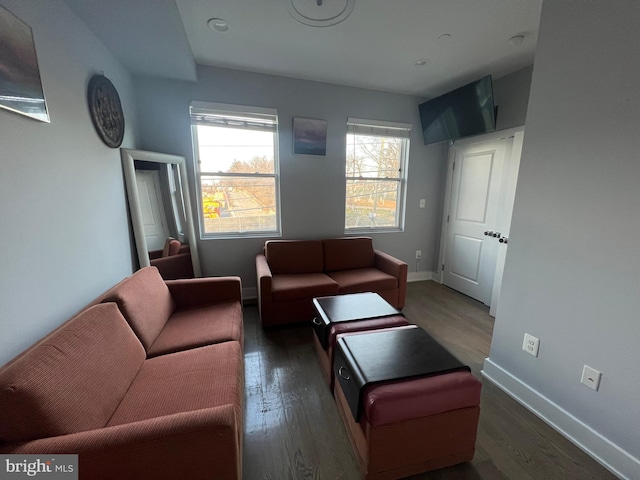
[287,0,355,27]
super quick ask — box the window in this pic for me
[190,102,280,237]
[345,118,411,231]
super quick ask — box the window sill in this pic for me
[344,227,404,235]
[200,231,282,241]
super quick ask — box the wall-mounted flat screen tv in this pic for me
[419,75,496,145]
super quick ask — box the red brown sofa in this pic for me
[256,237,408,327]
[149,238,194,280]
[0,267,244,480]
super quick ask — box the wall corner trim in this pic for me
[482,358,640,480]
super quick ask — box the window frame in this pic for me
[345,117,411,233]
[190,101,282,239]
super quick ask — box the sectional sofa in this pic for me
[256,237,408,327]
[0,267,244,480]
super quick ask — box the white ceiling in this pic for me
[65,0,542,98]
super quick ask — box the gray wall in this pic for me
[0,0,138,365]
[487,0,640,474]
[134,67,449,290]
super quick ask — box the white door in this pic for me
[442,139,509,305]
[135,170,170,252]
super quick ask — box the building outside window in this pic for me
[190,102,281,237]
[345,117,411,231]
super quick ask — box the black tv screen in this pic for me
[419,75,496,145]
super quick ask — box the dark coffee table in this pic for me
[312,292,401,350]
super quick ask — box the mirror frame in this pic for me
[121,148,202,277]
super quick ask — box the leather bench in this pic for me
[333,326,482,479]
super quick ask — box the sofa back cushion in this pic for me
[323,237,375,272]
[265,240,324,274]
[0,303,145,443]
[101,266,175,350]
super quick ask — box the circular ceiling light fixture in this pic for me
[438,33,452,41]
[414,59,431,66]
[207,17,229,32]
[287,0,355,27]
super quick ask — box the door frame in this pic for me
[437,126,524,289]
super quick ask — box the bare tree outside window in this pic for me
[191,105,280,237]
[345,124,409,230]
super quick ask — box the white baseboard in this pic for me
[482,358,640,480]
[408,271,435,282]
[243,287,257,301]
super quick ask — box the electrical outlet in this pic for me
[581,365,602,391]
[415,250,422,259]
[419,199,426,208]
[522,333,539,357]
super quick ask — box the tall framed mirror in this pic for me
[121,148,202,278]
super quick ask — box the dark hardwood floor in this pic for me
[242,281,619,480]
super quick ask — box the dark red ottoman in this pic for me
[312,293,409,391]
[333,327,482,479]
[313,316,410,390]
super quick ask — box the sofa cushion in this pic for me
[363,371,482,427]
[0,303,145,443]
[146,301,243,357]
[101,267,176,351]
[271,273,339,302]
[265,240,324,274]
[323,237,375,272]
[107,341,243,427]
[328,268,398,294]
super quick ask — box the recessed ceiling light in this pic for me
[415,59,431,66]
[207,18,229,32]
[438,33,452,41]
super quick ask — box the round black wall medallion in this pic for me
[87,74,125,148]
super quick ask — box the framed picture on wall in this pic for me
[0,5,50,122]
[293,117,327,156]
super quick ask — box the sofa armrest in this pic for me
[150,253,194,280]
[255,254,273,325]
[374,249,408,309]
[165,276,242,309]
[2,406,242,480]
[374,250,407,279]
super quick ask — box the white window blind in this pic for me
[190,102,277,132]
[347,117,411,139]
